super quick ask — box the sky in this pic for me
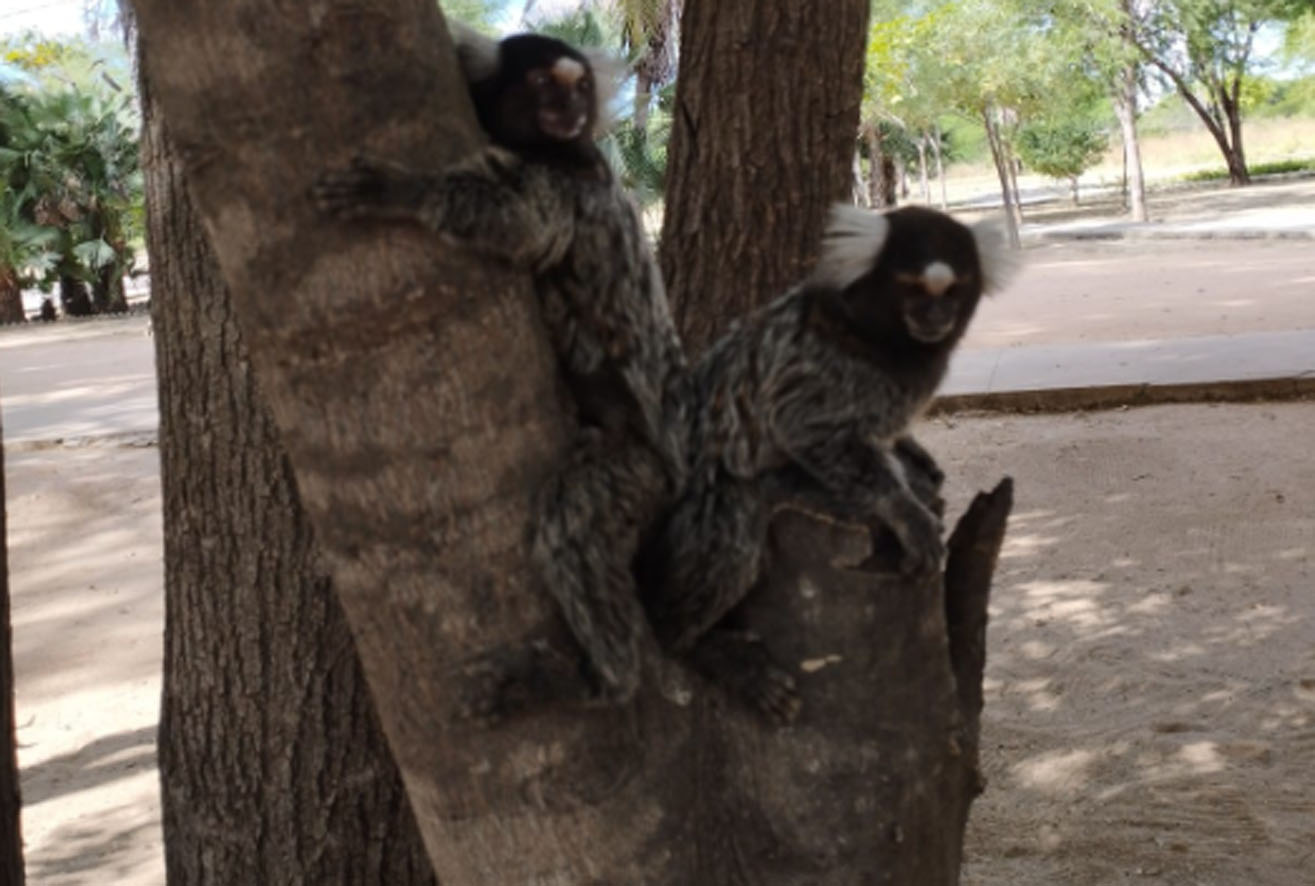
[0,0,87,38]
[0,0,530,40]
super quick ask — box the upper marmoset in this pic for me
[638,204,1018,723]
[313,26,687,708]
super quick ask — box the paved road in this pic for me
[2,235,1313,445]
[965,239,1315,350]
[0,318,157,444]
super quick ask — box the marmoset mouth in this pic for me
[906,318,955,343]
[538,111,587,140]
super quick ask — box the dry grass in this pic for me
[935,116,1315,205]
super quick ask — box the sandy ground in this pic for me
[925,405,1315,886]
[4,403,1313,884]
[4,444,163,885]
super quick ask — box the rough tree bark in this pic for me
[0,409,24,884]
[0,272,25,324]
[131,0,1013,880]
[658,0,870,352]
[139,57,437,885]
[866,124,900,212]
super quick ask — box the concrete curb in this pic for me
[1023,227,1315,243]
[929,376,1315,416]
[7,431,159,452]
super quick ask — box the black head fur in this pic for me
[811,205,1004,360]
[466,33,601,169]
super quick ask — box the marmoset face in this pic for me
[891,257,980,344]
[490,35,596,149]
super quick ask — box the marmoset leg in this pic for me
[530,429,681,704]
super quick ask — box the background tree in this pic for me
[924,0,1040,245]
[659,0,871,350]
[1017,112,1111,205]
[0,414,23,884]
[0,40,141,317]
[1122,0,1306,186]
[861,2,951,209]
[615,0,681,133]
[1044,0,1150,219]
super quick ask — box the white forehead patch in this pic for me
[922,261,955,296]
[809,204,892,290]
[552,57,586,85]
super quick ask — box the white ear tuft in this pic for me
[970,216,1021,294]
[808,204,891,290]
[581,47,629,134]
[447,19,501,83]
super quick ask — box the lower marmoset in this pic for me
[636,203,1017,723]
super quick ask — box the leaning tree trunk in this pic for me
[659,0,870,352]
[131,0,1013,881]
[140,59,436,886]
[982,104,1021,249]
[1220,85,1249,186]
[0,408,24,885]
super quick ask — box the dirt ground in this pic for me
[4,444,163,885]
[4,402,1313,884]
[924,404,1315,886]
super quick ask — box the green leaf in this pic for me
[72,237,115,270]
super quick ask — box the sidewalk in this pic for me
[1015,175,1315,243]
[938,328,1315,413]
[933,179,1315,411]
[1022,206,1315,242]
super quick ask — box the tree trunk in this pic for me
[1070,175,1080,205]
[1221,86,1250,186]
[58,274,92,317]
[131,1,1013,881]
[91,262,128,314]
[0,269,25,324]
[917,134,930,202]
[1140,52,1251,187]
[658,0,870,353]
[1006,150,1023,227]
[633,70,654,135]
[0,408,24,884]
[852,146,868,207]
[140,49,437,886]
[867,125,897,210]
[981,105,1021,248]
[1113,63,1147,221]
[932,122,948,210]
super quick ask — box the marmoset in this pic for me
[313,26,687,709]
[639,204,1017,722]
